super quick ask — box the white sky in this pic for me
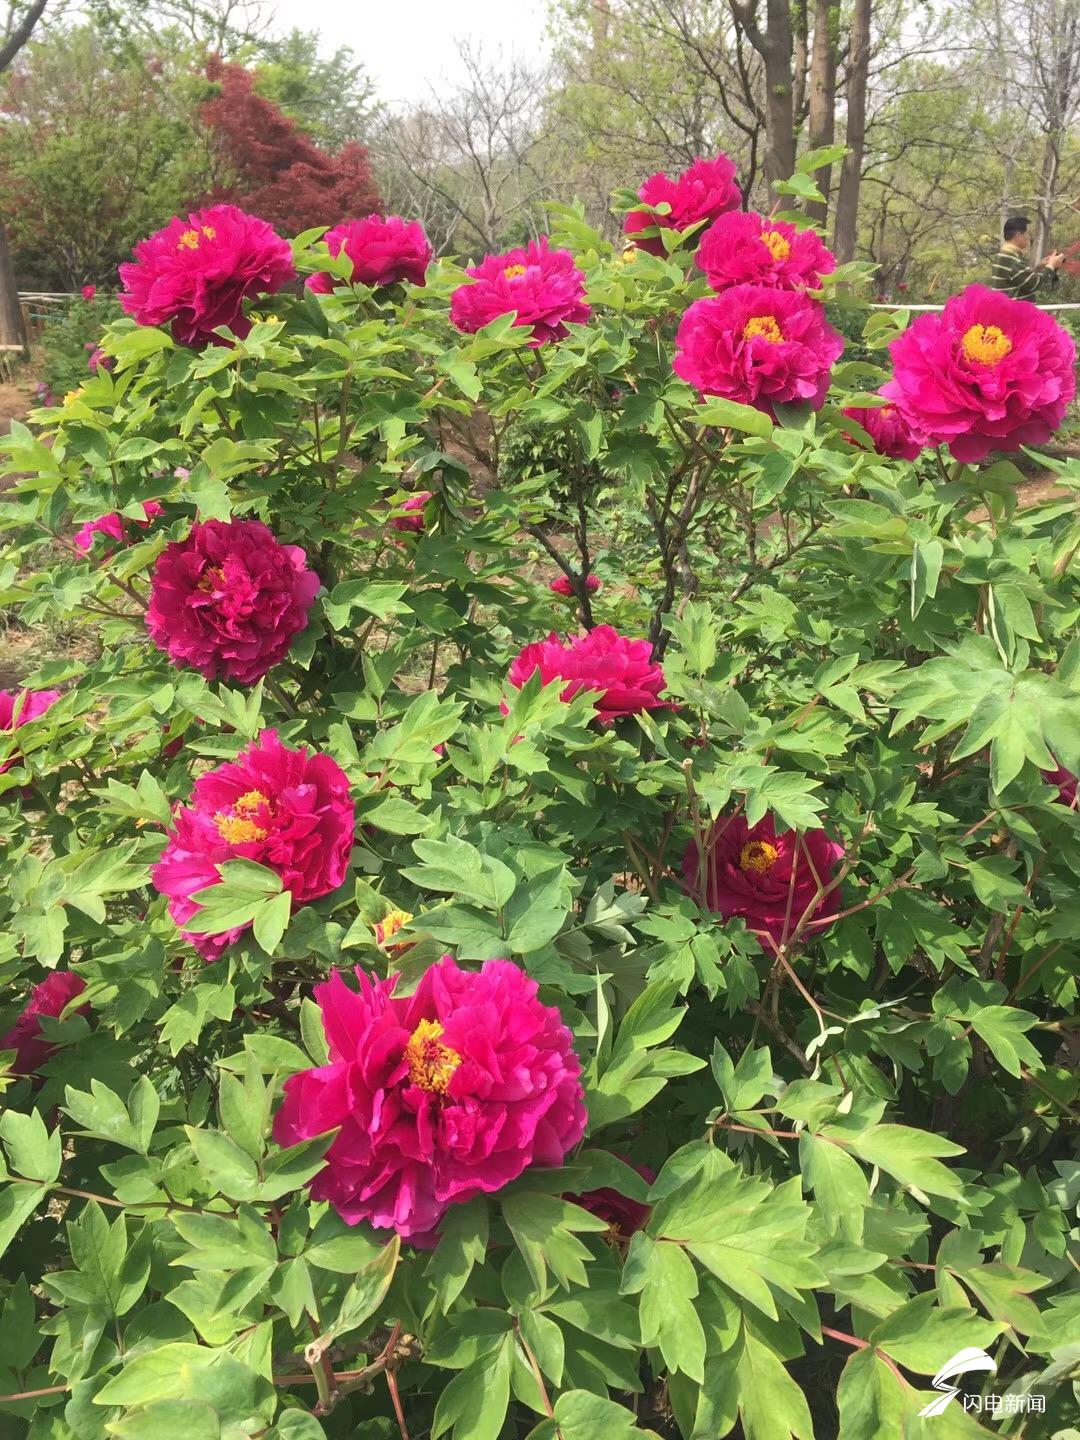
[266,0,553,105]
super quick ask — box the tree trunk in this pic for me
[762,0,796,194]
[1034,131,1060,261]
[832,0,871,263]
[804,0,837,225]
[0,222,26,351]
[729,0,796,201]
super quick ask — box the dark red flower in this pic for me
[550,574,601,597]
[683,813,845,950]
[1,972,88,1075]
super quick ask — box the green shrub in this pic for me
[39,293,124,398]
[0,199,1078,1440]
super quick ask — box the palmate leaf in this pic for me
[649,1169,824,1320]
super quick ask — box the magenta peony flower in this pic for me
[1,972,88,1075]
[882,284,1076,462]
[86,345,113,374]
[151,729,355,961]
[550,574,602,597]
[683,813,845,950]
[674,285,843,417]
[842,398,926,461]
[146,518,319,685]
[1044,764,1078,806]
[450,237,591,346]
[0,688,61,773]
[696,211,835,293]
[75,500,163,556]
[81,285,96,302]
[390,491,433,534]
[625,153,741,256]
[506,625,670,723]
[118,203,296,347]
[272,955,587,1243]
[306,215,433,293]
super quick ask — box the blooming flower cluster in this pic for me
[1,972,88,1076]
[842,400,926,461]
[273,956,587,1243]
[450,238,590,346]
[674,284,844,417]
[151,730,355,961]
[625,153,741,254]
[550,573,602,598]
[119,203,296,346]
[390,491,433,534]
[696,211,835,293]
[306,214,433,292]
[683,813,845,950]
[507,625,670,722]
[75,500,164,556]
[0,688,61,773]
[883,284,1076,461]
[146,518,319,685]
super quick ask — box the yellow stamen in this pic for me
[214,813,268,845]
[739,839,779,874]
[177,229,201,251]
[743,315,783,344]
[197,565,226,593]
[503,263,528,279]
[405,1019,461,1095]
[375,907,413,949]
[63,388,83,406]
[233,790,267,817]
[201,225,216,240]
[760,229,791,262]
[620,246,638,265]
[961,323,1012,366]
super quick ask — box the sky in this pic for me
[266,0,553,105]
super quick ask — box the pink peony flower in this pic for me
[450,237,591,346]
[625,153,741,256]
[882,284,1076,462]
[146,518,319,685]
[272,955,587,1244]
[1,972,88,1076]
[390,491,432,534]
[683,813,845,950]
[75,500,163,556]
[1044,764,1077,806]
[696,211,835,293]
[674,285,843,417]
[118,203,296,347]
[151,729,355,961]
[550,574,602,597]
[81,285,96,302]
[306,215,433,293]
[507,625,670,723]
[841,399,926,461]
[0,688,61,773]
[86,345,113,374]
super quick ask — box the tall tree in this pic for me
[0,0,52,347]
[833,0,871,261]
[804,0,837,224]
[726,0,796,198]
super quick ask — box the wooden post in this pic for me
[0,222,27,352]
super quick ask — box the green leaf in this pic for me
[431,1334,513,1440]
[844,1124,966,1201]
[502,1192,607,1292]
[0,1183,48,1261]
[426,1198,489,1312]
[967,1006,1041,1078]
[108,1399,222,1440]
[622,1233,706,1383]
[319,1236,399,1345]
[402,836,516,911]
[252,890,292,956]
[869,1294,1006,1374]
[546,1390,661,1439]
[796,142,848,174]
[184,1128,261,1201]
[694,397,774,439]
[0,1109,61,1183]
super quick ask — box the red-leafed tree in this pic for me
[200,56,381,234]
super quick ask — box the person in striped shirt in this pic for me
[990,215,1064,299]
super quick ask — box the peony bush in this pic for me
[0,148,1079,1439]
